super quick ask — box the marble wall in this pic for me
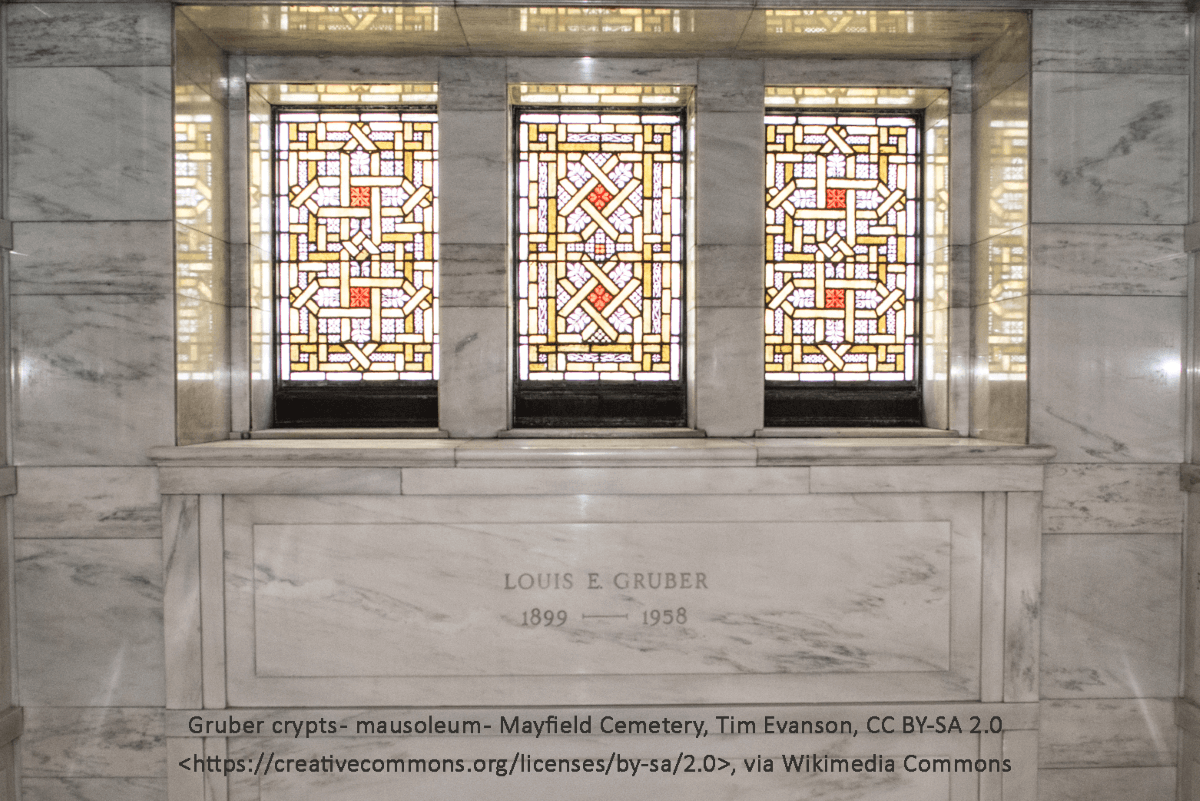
[0,3,1196,801]
[1027,9,1190,801]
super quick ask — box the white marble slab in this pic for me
[974,81,1028,242]
[163,496,202,710]
[970,297,1028,445]
[22,778,168,801]
[438,111,507,246]
[1031,72,1188,225]
[159,467,401,496]
[252,520,952,677]
[1038,767,1176,801]
[176,294,231,447]
[1029,296,1184,463]
[1039,698,1175,768]
[14,293,174,465]
[1042,464,1183,534]
[696,111,764,247]
[693,306,763,436]
[21,707,164,777]
[244,55,440,84]
[16,539,165,706]
[14,467,161,538]
[1030,224,1186,296]
[1032,10,1190,75]
[810,464,1042,493]
[698,59,764,113]
[764,59,952,88]
[506,57,698,86]
[8,67,172,221]
[438,307,508,438]
[401,466,809,495]
[10,222,173,295]
[1041,533,1179,699]
[440,244,506,308]
[696,244,762,308]
[438,57,506,111]
[8,3,172,67]
[221,492,982,706]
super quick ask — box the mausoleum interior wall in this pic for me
[0,3,1194,801]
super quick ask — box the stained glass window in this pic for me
[275,108,437,383]
[515,109,684,383]
[765,112,919,384]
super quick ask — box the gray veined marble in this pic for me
[8,66,173,222]
[1039,698,1176,769]
[1031,72,1188,225]
[1030,223,1187,296]
[1042,463,1183,534]
[8,3,173,67]
[14,294,175,465]
[21,778,168,801]
[16,540,165,706]
[10,222,174,296]
[21,708,164,778]
[14,467,161,539]
[1031,10,1191,75]
[1037,767,1176,801]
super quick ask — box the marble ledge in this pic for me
[150,437,1054,472]
[0,467,15,497]
[0,708,23,749]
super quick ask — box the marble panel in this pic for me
[14,293,174,465]
[8,4,172,67]
[1042,464,1183,534]
[1039,698,1175,768]
[159,467,401,496]
[973,79,1028,242]
[438,307,508,438]
[764,59,953,88]
[1032,10,1190,75]
[695,244,762,308]
[456,437,756,468]
[947,305,971,436]
[22,778,168,801]
[438,111,507,246]
[1031,72,1188,225]
[693,306,762,436]
[698,59,764,113]
[16,539,165,706]
[923,305,949,431]
[810,464,1041,493]
[226,729,980,801]
[163,495,202,711]
[970,296,1028,445]
[1031,223,1186,296]
[440,244,506,308]
[1004,492,1040,702]
[176,293,231,447]
[1041,534,1180,699]
[696,112,763,247]
[1029,296,1184,463]
[973,17,1028,111]
[506,57,697,86]
[21,708,164,778]
[10,222,173,295]
[9,67,173,222]
[244,55,439,84]
[1038,767,1176,801]
[438,57,506,112]
[199,495,227,710]
[401,466,809,495]
[176,10,227,103]
[14,467,161,539]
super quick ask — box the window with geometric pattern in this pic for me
[513,103,687,427]
[764,109,922,426]
[273,106,438,426]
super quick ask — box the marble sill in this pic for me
[1176,697,1200,737]
[0,467,15,497]
[150,436,1054,471]
[0,707,23,749]
[1179,463,1200,491]
[250,428,449,439]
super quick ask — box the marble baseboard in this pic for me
[1042,464,1183,534]
[16,540,165,707]
[1028,295,1184,463]
[11,222,174,296]
[1038,767,1176,801]
[1039,698,1175,768]
[8,66,173,222]
[1031,10,1190,74]
[21,777,168,801]
[1040,534,1180,699]
[14,467,161,539]
[14,293,175,465]
[1030,72,1188,225]
[8,3,172,67]
[21,707,164,778]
